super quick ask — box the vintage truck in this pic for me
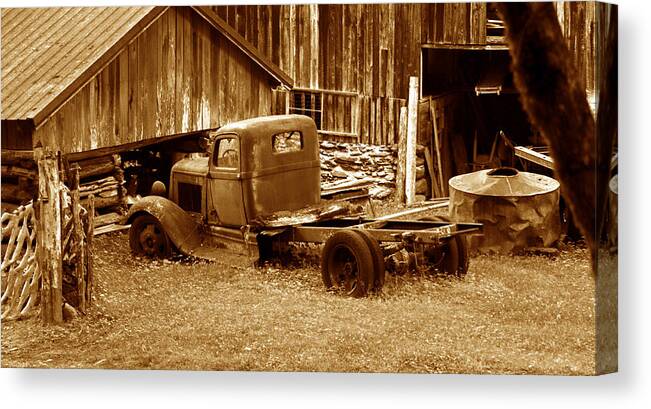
[126,115,482,297]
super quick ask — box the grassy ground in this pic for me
[1,226,596,374]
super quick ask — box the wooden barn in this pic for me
[1,5,292,212]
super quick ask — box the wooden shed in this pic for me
[1,5,293,210]
[1,6,291,157]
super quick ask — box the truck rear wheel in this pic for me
[441,236,469,276]
[321,230,374,298]
[353,229,385,292]
[420,216,469,276]
[129,214,172,259]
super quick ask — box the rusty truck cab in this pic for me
[172,115,321,227]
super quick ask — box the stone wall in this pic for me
[319,141,428,200]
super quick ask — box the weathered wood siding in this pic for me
[212,2,599,147]
[211,3,485,145]
[556,1,598,92]
[34,7,273,154]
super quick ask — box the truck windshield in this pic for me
[214,137,239,169]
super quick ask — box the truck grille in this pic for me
[177,182,202,213]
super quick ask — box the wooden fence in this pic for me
[1,203,39,320]
[1,150,95,323]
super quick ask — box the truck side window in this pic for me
[272,131,303,153]
[214,137,239,169]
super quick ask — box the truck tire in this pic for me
[420,216,469,276]
[321,230,374,298]
[353,229,385,293]
[442,235,469,276]
[129,214,172,259]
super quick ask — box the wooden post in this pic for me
[85,194,95,307]
[71,165,86,313]
[36,147,64,324]
[429,100,445,194]
[405,76,419,206]
[396,107,408,203]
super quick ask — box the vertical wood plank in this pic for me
[396,107,407,203]
[386,4,395,98]
[288,5,297,82]
[271,6,281,66]
[356,4,364,93]
[182,8,193,132]
[371,5,379,97]
[470,2,486,44]
[310,4,319,89]
[405,77,418,205]
[166,8,176,133]
[175,7,185,133]
[117,50,129,143]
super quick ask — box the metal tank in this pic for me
[608,174,618,248]
[448,167,561,253]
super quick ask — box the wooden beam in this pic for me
[405,76,419,205]
[514,146,554,170]
[63,129,212,162]
[192,6,294,88]
[375,200,449,221]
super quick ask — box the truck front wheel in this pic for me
[321,230,374,298]
[129,214,172,259]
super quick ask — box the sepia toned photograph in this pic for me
[1,1,617,376]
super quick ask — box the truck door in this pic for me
[206,134,247,227]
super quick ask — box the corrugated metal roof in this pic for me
[1,7,158,123]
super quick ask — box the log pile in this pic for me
[2,150,126,229]
[319,141,429,200]
[1,150,37,211]
[67,154,126,228]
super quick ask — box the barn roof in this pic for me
[1,6,293,126]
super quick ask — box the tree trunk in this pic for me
[497,3,605,266]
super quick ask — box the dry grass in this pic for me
[1,230,596,374]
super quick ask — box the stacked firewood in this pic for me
[1,151,37,212]
[319,141,429,200]
[67,154,126,227]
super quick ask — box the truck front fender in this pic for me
[126,196,202,255]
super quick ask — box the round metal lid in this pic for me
[449,167,560,197]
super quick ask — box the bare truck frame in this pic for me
[126,115,482,297]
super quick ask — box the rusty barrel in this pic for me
[449,167,561,253]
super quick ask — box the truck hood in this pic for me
[172,156,209,176]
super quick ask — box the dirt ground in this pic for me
[1,219,597,374]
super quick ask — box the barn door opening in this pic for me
[420,45,540,178]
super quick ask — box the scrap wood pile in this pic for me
[1,150,126,231]
[319,141,429,200]
[1,150,37,213]
[67,154,126,231]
